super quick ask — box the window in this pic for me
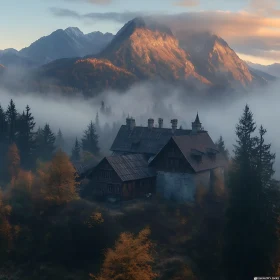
[107,184,114,193]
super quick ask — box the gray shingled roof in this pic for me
[106,154,156,182]
[110,125,193,155]
[72,158,99,176]
[171,133,226,172]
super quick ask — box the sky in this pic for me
[1,0,280,65]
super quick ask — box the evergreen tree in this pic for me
[16,105,36,169]
[71,137,81,161]
[95,112,101,134]
[6,99,18,144]
[100,101,105,114]
[82,121,100,156]
[215,135,229,161]
[223,105,279,279]
[55,128,64,151]
[35,124,56,162]
[0,104,7,143]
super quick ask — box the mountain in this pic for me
[0,48,37,68]
[247,61,280,77]
[175,31,264,88]
[0,28,114,67]
[97,18,211,85]
[247,66,276,82]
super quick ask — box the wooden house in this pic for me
[85,154,156,201]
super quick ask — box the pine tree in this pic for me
[71,137,81,161]
[223,105,279,279]
[95,112,101,134]
[0,104,7,143]
[55,128,64,151]
[7,143,20,180]
[35,124,56,162]
[6,99,18,144]
[215,136,229,161]
[82,121,100,156]
[254,125,279,275]
[16,105,36,169]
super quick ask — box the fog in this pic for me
[0,80,279,178]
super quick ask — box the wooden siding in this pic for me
[150,138,194,173]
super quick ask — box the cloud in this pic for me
[49,8,143,23]
[249,0,280,17]
[173,0,200,7]
[63,0,112,5]
[49,8,280,63]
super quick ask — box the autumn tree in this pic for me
[92,227,158,280]
[0,191,13,259]
[38,150,79,206]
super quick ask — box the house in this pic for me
[149,116,226,202]
[110,117,193,159]
[84,113,226,203]
[85,154,156,201]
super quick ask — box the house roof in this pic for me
[106,154,156,182]
[110,125,194,155]
[72,158,99,176]
[172,133,226,172]
[150,132,226,173]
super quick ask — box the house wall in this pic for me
[122,177,156,200]
[88,159,123,199]
[150,139,194,173]
[156,170,211,203]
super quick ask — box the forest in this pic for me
[0,99,280,280]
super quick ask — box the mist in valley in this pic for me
[0,78,279,177]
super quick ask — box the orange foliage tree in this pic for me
[91,227,158,280]
[0,191,13,258]
[38,150,79,205]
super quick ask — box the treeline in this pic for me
[0,99,100,182]
[0,103,280,280]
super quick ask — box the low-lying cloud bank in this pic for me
[1,79,280,177]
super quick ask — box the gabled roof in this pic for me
[72,158,99,176]
[150,132,226,173]
[96,154,156,182]
[110,125,193,155]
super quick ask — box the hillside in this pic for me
[35,58,137,94]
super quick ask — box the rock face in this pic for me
[98,18,211,85]
[176,31,255,87]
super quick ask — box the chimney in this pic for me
[171,119,178,132]
[158,118,163,128]
[148,118,154,129]
[126,117,136,130]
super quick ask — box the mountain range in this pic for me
[0,17,277,96]
[247,61,280,78]
[0,27,114,67]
